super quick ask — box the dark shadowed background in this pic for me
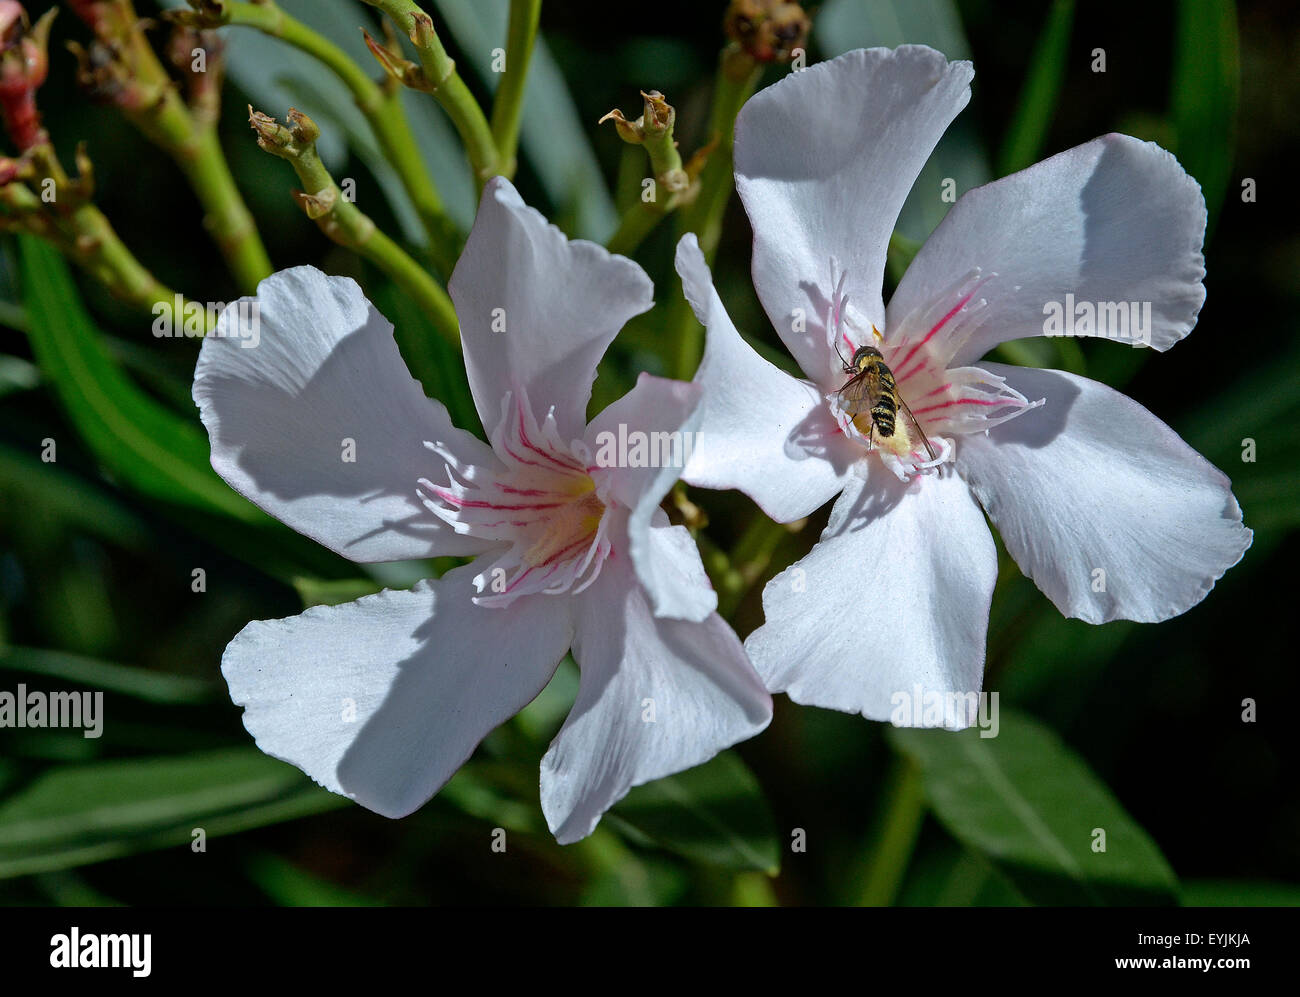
[0,0,1295,905]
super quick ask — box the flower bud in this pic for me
[724,0,810,64]
[0,5,53,150]
[248,105,295,153]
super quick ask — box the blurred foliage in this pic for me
[0,0,1295,907]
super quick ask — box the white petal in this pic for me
[450,177,654,440]
[585,372,713,620]
[223,564,573,818]
[638,515,718,623]
[735,46,973,385]
[540,546,771,843]
[675,234,859,522]
[887,135,1207,365]
[193,266,496,562]
[746,470,996,727]
[957,364,1251,623]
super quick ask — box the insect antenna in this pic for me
[833,333,851,369]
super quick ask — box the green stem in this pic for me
[364,0,500,187]
[605,201,666,256]
[490,0,541,179]
[856,755,926,907]
[67,204,197,325]
[676,47,761,258]
[217,0,459,271]
[253,111,459,346]
[89,12,272,292]
[299,154,458,346]
[666,46,761,379]
[177,123,272,292]
[717,515,793,618]
[602,91,694,255]
[2,148,201,328]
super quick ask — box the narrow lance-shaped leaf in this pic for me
[19,236,259,522]
[0,748,346,880]
[608,750,780,873]
[996,0,1075,177]
[1171,0,1239,239]
[19,236,352,581]
[888,708,1179,905]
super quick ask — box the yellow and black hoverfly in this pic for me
[836,341,938,462]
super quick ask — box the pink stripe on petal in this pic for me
[912,396,1014,415]
[894,288,977,371]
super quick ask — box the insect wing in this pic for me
[838,366,877,414]
[896,392,938,462]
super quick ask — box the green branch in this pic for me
[250,107,459,347]
[71,1,271,292]
[491,0,541,180]
[1,144,208,330]
[601,90,707,257]
[361,0,500,188]
[174,0,460,274]
[665,45,761,378]
[855,756,926,907]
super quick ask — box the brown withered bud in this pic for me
[724,0,810,64]
[69,35,159,112]
[599,91,675,145]
[161,1,229,31]
[248,105,319,158]
[362,28,429,92]
[598,106,641,145]
[167,24,223,117]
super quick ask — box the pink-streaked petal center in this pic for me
[418,388,612,606]
[822,262,1040,480]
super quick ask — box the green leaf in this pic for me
[1182,879,1300,907]
[0,645,217,705]
[292,576,383,609]
[898,841,1030,906]
[19,236,257,523]
[437,761,545,835]
[889,709,1179,904]
[0,748,346,879]
[577,835,689,906]
[32,869,123,906]
[997,0,1075,177]
[19,237,348,581]
[245,851,381,906]
[608,751,779,873]
[0,443,151,551]
[1171,0,1239,238]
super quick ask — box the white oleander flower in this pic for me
[194,177,770,843]
[676,46,1250,728]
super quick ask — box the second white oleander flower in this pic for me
[677,46,1251,728]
